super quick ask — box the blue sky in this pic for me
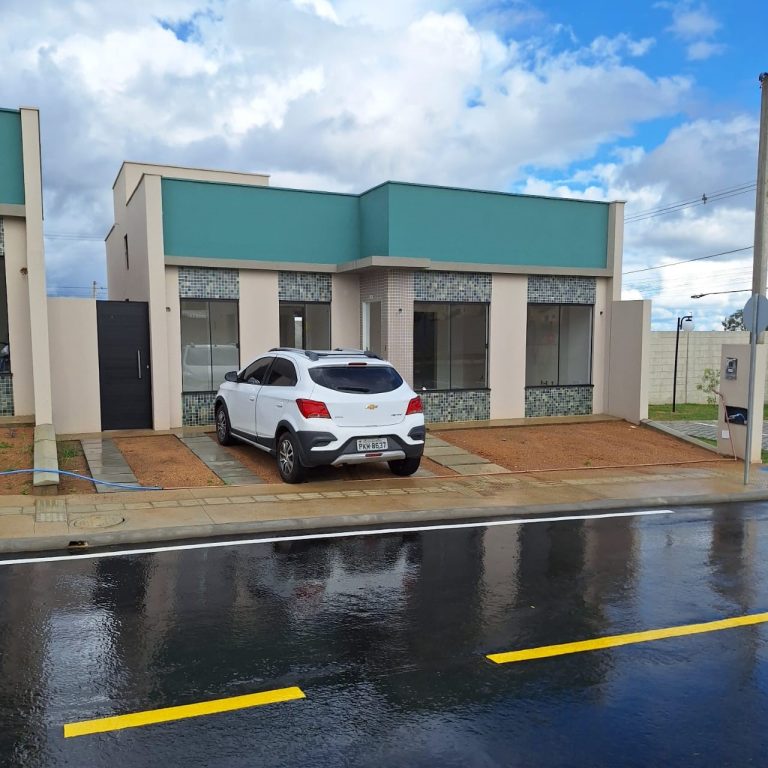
[0,0,766,329]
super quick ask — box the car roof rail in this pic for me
[269,347,320,361]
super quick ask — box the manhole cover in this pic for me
[72,514,126,529]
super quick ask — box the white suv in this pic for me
[214,348,425,483]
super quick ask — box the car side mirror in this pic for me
[224,371,238,383]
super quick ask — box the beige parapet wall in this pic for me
[646,331,768,405]
[47,298,101,434]
[607,299,651,424]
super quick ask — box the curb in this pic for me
[4,489,768,555]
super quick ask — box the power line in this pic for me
[625,183,756,223]
[44,233,103,241]
[622,246,753,276]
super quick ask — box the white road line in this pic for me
[0,509,674,567]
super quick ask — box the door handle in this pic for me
[249,396,256,402]
[137,350,142,380]
[276,402,284,408]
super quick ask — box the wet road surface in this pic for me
[2,503,768,766]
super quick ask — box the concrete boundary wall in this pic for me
[647,331,768,405]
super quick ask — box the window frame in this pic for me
[525,302,594,388]
[278,300,331,350]
[180,298,241,394]
[413,300,490,392]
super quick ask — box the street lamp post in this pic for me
[672,314,694,412]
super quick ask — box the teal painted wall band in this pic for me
[0,110,25,206]
[162,178,609,270]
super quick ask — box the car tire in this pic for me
[388,456,421,476]
[215,405,234,446]
[277,431,305,484]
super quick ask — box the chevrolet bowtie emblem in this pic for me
[365,403,378,410]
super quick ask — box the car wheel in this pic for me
[388,456,421,476]
[215,405,234,445]
[277,431,305,483]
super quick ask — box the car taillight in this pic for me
[406,396,423,415]
[296,398,331,419]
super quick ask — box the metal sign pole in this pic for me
[745,293,759,484]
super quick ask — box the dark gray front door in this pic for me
[97,301,152,430]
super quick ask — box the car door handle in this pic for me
[276,402,283,408]
[249,395,256,402]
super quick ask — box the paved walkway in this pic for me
[655,420,768,450]
[2,457,766,554]
[179,435,262,486]
[81,439,139,494]
[424,435,507,475]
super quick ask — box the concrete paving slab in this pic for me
[438,454,490,467]
[424,446,472,457]
[450,463,509,475]
[0,515,35,537]
[179,436,262,486]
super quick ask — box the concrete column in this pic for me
[164,267,183,429]
[607,201,625,302]
[331,273,360,348]
[385,271,413,385]
[20,108,53,425]
[239,269,279,364]
[142,175,172,430]
[489,274,527,418]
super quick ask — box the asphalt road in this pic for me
[2,502,768,766]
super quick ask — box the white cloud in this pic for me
[686,40,726,61]
[0,0,743,311]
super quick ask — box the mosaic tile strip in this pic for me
[179,267,239,299]
[527,276,595,305]
[0,374,13,417]
[278,272,332,302]
[182,392,216,427]
[0,217,4,258]
[414,271,491,303]
[421,390,490,423]
[525,386,593,417]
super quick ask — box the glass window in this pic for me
[279,302,330,350]
[266,357,298,387]
[242,357,273,385]
[413,302,488,390]
[181,299,239,392]
[309,365,403,394]
[525,304,592,386]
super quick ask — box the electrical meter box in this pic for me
[725,357,738,380]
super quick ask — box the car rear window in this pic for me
[309,365,403,394]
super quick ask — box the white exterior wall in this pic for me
[606,299,651,424]
[647,331,763,404]
[3,217,33,416]
[165,267,183,429]
[331,273,360,349]
[239,270,279,364]
[48,298,101,434]
[591,279,610,414]
[489,274,527,418]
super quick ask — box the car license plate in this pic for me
[357,438,388,451]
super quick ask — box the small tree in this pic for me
[722,309,745,331]
[696,368,720,405]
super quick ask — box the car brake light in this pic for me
[406,396,423,415]
[296,398,331,419]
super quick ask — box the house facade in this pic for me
[104,163,649,431]
[0,107,53,428]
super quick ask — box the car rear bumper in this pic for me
[296,431,424,467]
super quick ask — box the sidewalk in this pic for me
[2,457,767,554]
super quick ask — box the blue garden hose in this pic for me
[0,468,162,491]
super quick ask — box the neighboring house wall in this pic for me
[331,273,361,349]
[48,298,101,434]
[648,331,760,404]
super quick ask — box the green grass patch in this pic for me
[649,403,768,421]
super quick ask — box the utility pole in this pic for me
[744,73,768,484]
